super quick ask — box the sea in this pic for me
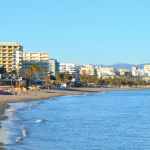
[1,90,150,150]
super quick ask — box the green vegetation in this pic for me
[42,67,47,75]
[27,64,41,85]
[77,74,147,87]
[27,67,33,86]
[0,66,6,74]
[53,71,147,87]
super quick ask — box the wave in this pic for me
[15,125,29,143]
[35,119,45,123]
[29,103,38,109]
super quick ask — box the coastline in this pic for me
[0,87,150,150]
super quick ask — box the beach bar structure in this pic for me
[1,79,26,88]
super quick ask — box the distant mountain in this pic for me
[96,63,150,71]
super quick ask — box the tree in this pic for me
[34,66,40,84]
[126,71,133,78]
[76,73,80,78]
[19,69,30,80]
[31,64,37,73]
[59,73,64,85]
[11,70,17,76]
[0,66,6,74]
[42,67,47,75]
[71,73,75,79]
[27,67,33,86]
[63,71,69,82]
[68,75,72,82]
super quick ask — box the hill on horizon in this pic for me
[95,63,150,71]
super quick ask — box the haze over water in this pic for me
[1,90,150,150]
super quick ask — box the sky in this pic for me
[0,0,150,65]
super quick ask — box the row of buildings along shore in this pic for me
[0,41,150,82]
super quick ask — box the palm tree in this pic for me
[68,75,72,82]
[34,66,40,84]
[42,67,47,80]
[56,71,60,81]
[71,73,75,79]
[31,64,37,73]
[60,73,64,85]
[27,67,33,86]
[76,73,80,78]
[63,71,69,83]
[42,67,47,74]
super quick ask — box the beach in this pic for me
[0,87,150,150]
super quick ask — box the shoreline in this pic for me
[0,87,150,150]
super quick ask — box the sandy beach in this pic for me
[0,87,150,150]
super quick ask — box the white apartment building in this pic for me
[0,41,23,72]
[132,69,150,77]
[22,52,49,80]
[97,68,116,78]
[59,62,80,82]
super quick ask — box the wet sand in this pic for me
[0,87,150,150]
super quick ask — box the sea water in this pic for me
[1,90,150,150]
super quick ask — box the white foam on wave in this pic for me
[15,125,29,143]
[29,103,38,109]
[16,137,23,143]
[35,119,45,123]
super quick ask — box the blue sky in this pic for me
[0,0,149,65]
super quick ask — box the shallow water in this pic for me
[1,90,150,150]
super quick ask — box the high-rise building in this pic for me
[48,59,59,76]
[0,41,23,72]
[22,52,49,80]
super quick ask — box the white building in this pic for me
[96,67,116,78]
[22,52,49,80]
[97,68,116,78]
[59,62,80,82]
[132,69,150,77]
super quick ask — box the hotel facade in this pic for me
[0,41,23,72]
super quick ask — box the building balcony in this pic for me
[0,63,13,65]
[0,59,13,61]
[5,66,13,69]
[0,52,14,54]
[0,47,19,50]
[0,55,13,57]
